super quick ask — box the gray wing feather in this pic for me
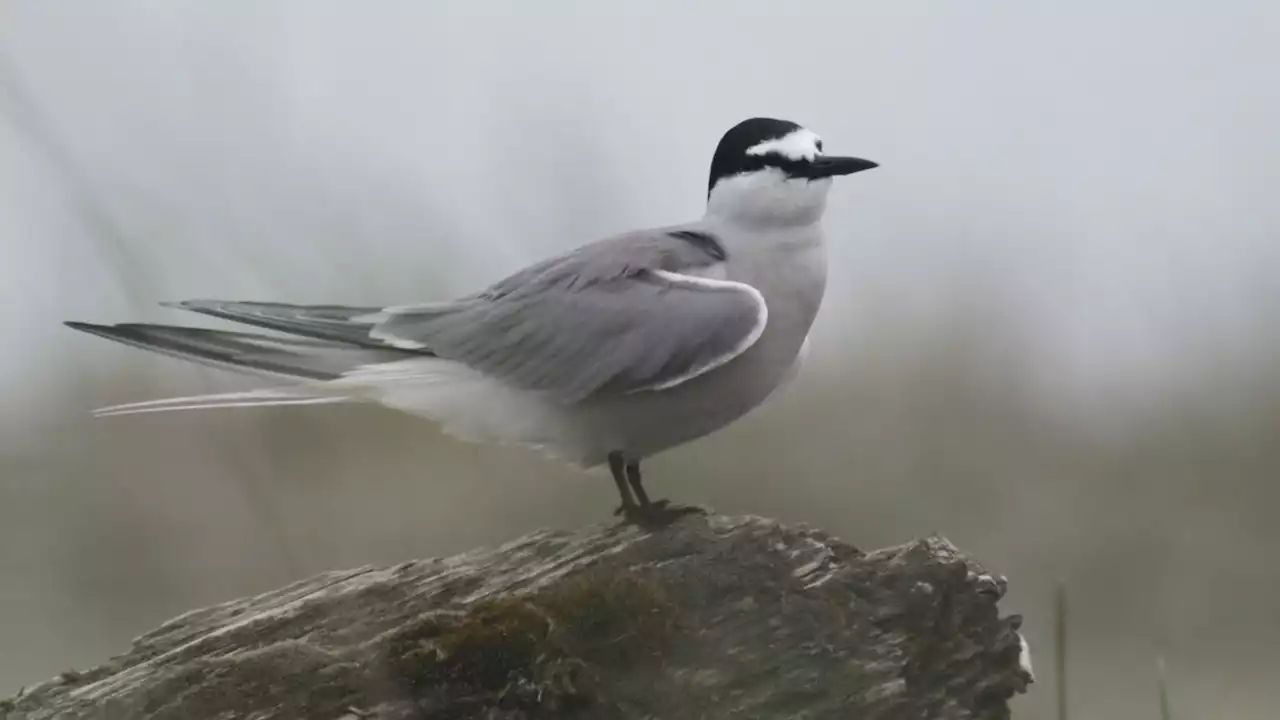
[163,300,392,348]
[369,226,765,403]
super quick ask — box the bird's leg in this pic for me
[620,460,703,528]
[608,452,638,517]
[624,460,653,507]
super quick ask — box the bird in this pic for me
[64,117,878,527]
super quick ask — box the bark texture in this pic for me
[2,513,1033,719]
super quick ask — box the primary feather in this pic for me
[160,300,395,348]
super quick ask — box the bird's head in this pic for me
[705,117,877,227]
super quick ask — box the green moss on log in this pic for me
[383,570,675,716]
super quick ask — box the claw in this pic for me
[618,500,705,529]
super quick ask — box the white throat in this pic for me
[705,169,833,228]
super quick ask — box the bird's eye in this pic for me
[815,139,824,153]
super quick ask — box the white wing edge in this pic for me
[356,305,451,350]
[367,333,429,350]
[638,269,769,393]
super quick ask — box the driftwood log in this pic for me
[3,513,1033,719]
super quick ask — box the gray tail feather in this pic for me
[63,321,415,382]
[89,389,349,418]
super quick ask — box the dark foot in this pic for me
[606,452,703,528]
[619,499,705,529]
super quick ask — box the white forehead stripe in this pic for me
[746,128,822,161]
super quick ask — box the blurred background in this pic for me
[2,1,1278,717]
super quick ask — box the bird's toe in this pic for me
[619,500,705,530]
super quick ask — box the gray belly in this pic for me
[573,243,826,465]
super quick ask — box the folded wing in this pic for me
[362,227,766,403]
[368,269,766,404]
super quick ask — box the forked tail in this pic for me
[64,320,417,417]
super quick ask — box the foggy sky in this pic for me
[3,1,1278,408]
